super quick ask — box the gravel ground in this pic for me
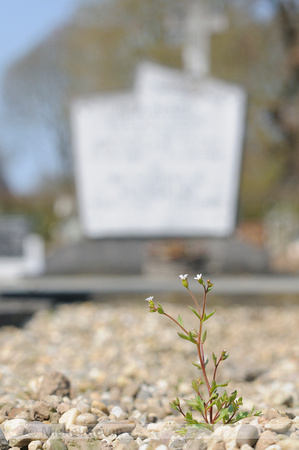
[0,294,298,449]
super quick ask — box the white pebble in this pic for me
[110,406,125,418]
[75,401,91,414]
[59,407,80,431]
[28,441,43,450]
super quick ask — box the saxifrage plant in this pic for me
[146,274,261,432]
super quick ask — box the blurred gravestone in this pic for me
[72,63,246,238]
[66,1,248,274]
[0,216,45,278]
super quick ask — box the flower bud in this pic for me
[179,274,189,288]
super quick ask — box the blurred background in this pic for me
[1,0,299,278]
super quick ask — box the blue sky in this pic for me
[0,0,82,193]
[0,0,81,73]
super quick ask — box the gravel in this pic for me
[0,297,298,449]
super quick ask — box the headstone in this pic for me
[0,216,45,278]
[72,62,246,239]
[67,1,248,274]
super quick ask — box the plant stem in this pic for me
[187,288,202,319]
[163,311,189,336]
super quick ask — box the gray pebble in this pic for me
[236,424,259,447]
[0,429,9,450]
[265,417,293,433]
[102,420,136,436]
[25,421,52,437]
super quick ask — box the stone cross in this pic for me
[183,0,228,79]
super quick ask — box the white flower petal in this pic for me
[179,274,188,280]
[145,296,154,302]
[194,274,202,280]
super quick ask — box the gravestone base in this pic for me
[45,235,270,276]
[46,239,147,275]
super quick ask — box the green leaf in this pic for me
[189,423,214,431]
[217,380,230,388]
[157,303,164,314]
[202,309,216,322]
[192,362,202,370]
[191,379,204,392]
[177,314,184,327]
[188,331,198,344]
[189,306,201,321]
[184,395,205,414]
[210,380,217,393]
[212,352,217,366]
[177,332,189,341]
[202,329,207,344]
[216,399,222,411]
[214,407,229,423]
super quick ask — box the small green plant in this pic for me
[146,274,261,433]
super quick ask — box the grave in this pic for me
[0,216,45,278]
[72,63,246,239]
[57,0,266,275]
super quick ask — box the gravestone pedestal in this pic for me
[46,239,146,275]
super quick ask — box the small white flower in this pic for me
[145,296,154,302]
[179,274,188,280]
[194,274,202,280]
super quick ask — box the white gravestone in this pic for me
[72,62,246,238]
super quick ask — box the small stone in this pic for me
[110,406,127,419]
[9,432,48,448]
[0,429,9,450]
[36,372,71,399]
[131,424,151,439]
[114,441,138,450]
[42,395,62,410]
[14,411,30,421]
[170,436,186,448]
[43,435,67,450]
[122,381,141,398]
[58,407,80,431]
[102,420,136,436]
[145,441,167,450]
[91,400,109,415]
[265,417,293,434]
[240,445,255,450]
[117,432,134,442]
[25,421,52,437]
[30,401,51,421]
[68,424,88,434]
[28,440,43,450]
[236,424,259,447]
[266,409,282,420]
[75,413,98,426]
[75,400,91,414]
[279,439,299,449]
[183,439,207,450]
[207,439,226,450]
[255,431,279,450]
[57,402,71,415]
[147,421,179,433]
[2,418,28,434]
